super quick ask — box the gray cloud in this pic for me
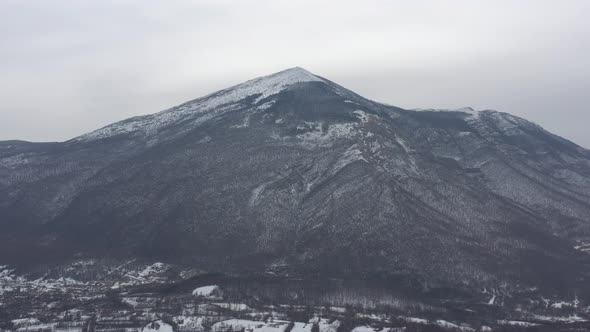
[1,0,589,147]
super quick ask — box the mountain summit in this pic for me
[1,68,590,290]
[77,67,325,142]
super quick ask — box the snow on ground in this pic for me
[355,313,389,322]
[394,135,411,153]
[11,318,41,328]
[398,316,428,324]
[198,136,212,143]
[205,67,322,107]
[19,324,58,332]
[211,319,289,332]
[121,297,141,308]
[296,122,357,147]
[487,295,496,305]
[574,241,590,252]
[192,285,222,298]
[353,110,369,124]
[257,101,276,111]
[174,316,204,331]
[329,145,367,176]
[532,314,587,323]
[106,262,173,285]
[317,319,340,332]
[497,320,539,327]
[139,262,168,277]
[0,266,13,279]
[213,302,251,311]
[351,326,391,332]
[291,322,313,332]
[142,320,174,332]
[434,320,474,332]
[249,181,271,206]
[350,326,374,332]
[550,301,573,309]
[329,306,346,313]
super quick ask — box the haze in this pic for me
[1,0,589,147]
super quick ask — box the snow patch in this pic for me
[198,136,212,143]
[291,322,313,332]
[434,320,474,332]
[330,145,368,176]
[351,327,391,332]
[250,182,272,206]
[139,262,168,277]
[142,320,173,332]
[257,101,276,111]
[353,110,369,124]
[497,320,539,327]
[296,123,356,147]
[532,314,587,323]
[318,319,340,332]
[213,302,251,311]
[174,316,204,331]
[550,301,573,309]
[12,318,41,328]
[399,316,428,324]
[192,285,222,298]
[394,135,411,153]
[121,297,141,308]
[212,319,289,332]
[487,295,496,305]
[329,306,346,313]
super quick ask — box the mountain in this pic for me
[1,67,590,291]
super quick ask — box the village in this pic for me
[2,262,590,332]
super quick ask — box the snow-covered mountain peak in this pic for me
[210,66,324,104]
[268,66,320,81]
[76,67,324,142]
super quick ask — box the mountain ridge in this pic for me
[1,67,590,292]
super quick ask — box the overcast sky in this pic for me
[1,0,589,147]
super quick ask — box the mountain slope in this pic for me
[1,67,590,290]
